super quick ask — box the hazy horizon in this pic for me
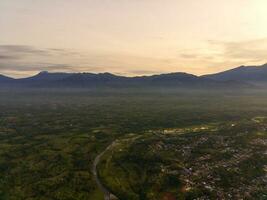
[1,0,267,77]
[1,62,267,79]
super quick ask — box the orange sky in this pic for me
[1,0,267,77]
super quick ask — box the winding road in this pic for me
[92,141,118,200]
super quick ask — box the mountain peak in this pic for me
[204,63,267,82]
[40,71,49,73]
[0,74,14,82]
[38,71,50,75]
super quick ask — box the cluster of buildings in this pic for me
[148,124,267,199]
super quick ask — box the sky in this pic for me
[1,0,267,77]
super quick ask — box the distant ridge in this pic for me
[0,74,14,83]
[12,71,214,88]
[3,63,267,89]
[17,71,72,84]
[203,63,267,84]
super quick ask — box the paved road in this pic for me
[92,142,118,200]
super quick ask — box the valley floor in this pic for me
[0,89,267,199]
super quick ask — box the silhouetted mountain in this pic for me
[0,70,252,89]
[9,71,73,87]
[0,74,14,83]
[135,72,203,82]
[55,72,226,88]
[59,72,126,87]
[18,71,72,83]
[203,63,267,84]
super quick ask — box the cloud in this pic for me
[0,63,74,72]
[0,45,83,59]
[173,38,267,74]
[208,38,267,63]
[0,45,48,61]
[0,45,48,56]
[0,44,89,76]
[126,70,163,76]
[0,63,79,78]
[1,39,267,78]
[0,55,20,60]
[179,53,200,59]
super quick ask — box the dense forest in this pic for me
[0,88,266,199]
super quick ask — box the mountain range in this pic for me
[1,63,267,89]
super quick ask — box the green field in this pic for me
[0,89,266,199]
